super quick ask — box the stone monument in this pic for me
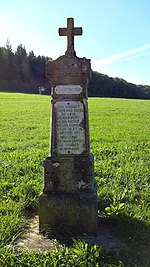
[39,18,97,236]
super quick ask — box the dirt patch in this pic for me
[17,216,55,251]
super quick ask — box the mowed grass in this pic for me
[0,93,50,245]
[89,98,150,221]
[0,92,150,266]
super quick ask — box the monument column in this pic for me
[39,18,97,236]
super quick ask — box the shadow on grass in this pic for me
[24,208,150,266]
[97,214,150,267]
[46,214,150,267]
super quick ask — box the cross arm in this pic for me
[74,27,82,35]
[59,28,67,36]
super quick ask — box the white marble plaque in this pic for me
[55,85,82,95]
[54,101,85,154]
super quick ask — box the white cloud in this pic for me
[92,44,150,69]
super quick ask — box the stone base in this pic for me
[43,154,95,193]
[39,191,97,237]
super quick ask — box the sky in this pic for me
[0,0,150,85]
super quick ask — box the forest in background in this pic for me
[0,40,150,99]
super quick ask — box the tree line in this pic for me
[0,40,50,94]
[0,40,150,99]
[88,72,150,99]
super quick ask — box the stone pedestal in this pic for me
[39,18,97,236]
[39,191,97,236]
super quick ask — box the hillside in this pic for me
[88,71,150,99]
[0,42,150,99]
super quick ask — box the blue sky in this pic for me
[0,0,150,85]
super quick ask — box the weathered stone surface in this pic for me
[46,53,91,90]
[39,17,97,237]
[39,192,97,236]
[43,154,95,193]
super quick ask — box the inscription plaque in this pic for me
[54,101,85,154]
[55,85,82,95]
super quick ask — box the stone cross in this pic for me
[59,18,82,54]
[39,18,97,237]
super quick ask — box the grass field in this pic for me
[0,92,150,266]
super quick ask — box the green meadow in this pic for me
[0,92,150,266]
